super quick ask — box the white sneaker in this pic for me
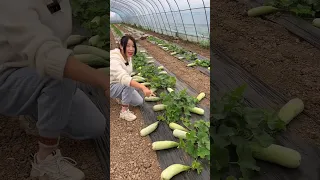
[119,110,137,121]
[30,149,85,180]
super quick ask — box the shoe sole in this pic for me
[119,116,137,122]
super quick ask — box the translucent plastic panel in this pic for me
[166,0,179,11]
[186,0,205,9]
[190,8,209,38]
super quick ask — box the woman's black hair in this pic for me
[119,35,137,56]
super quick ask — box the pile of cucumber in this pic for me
[66,16,109,74]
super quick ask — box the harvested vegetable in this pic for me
[189,107,205,115]
[173,129,187,139]
[170,52,177,56]
[140,121,159,136]
[252,144,301,168]
[196,92,205,102]
[312,18,320,28]
[152,141,179,150]
[247,6,278,17]
[187,62,196,67]
[88,35,101,46]
[74,54,109,67]
[169,122,188,132]
[66,35,86,47]
[278,98,304,125]
[153,104,167,111]
[158,66,164,70]
[159,71,167,74]
[147,60,155,64]
[141,82,151,86]
[74,45,109,59]
[160,164,190,180]
[145,96,161,102]
[97,67,110,75]
[167,88,174,93]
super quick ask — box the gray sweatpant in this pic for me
[0,67,106,139]
[110,83,143,106]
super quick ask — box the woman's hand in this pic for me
[142,87,156,97]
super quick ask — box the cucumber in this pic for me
[146,56,153,59]
[141,82,151,86]
[278,98,304,125]
[66,35,87,47]
[158,66,164,70]
[167,88,174,93]
[189,107,205,115]
[196,92,205,102]
[132,76,145,81]
[145,96,161,102]
[170,52,177,56]
[74,45,109,59]
[173,129,187,139]
[161,164,191,180]
[247,6,278,17]
[75,54,109,67]
[169,123,188,132]
[140,121,159,136]
[177,57,184,60]
[153,104,167,111]
[187,62,196,67]
[97,67,110,75]
[133,77,145,83]
[312,18,320,28]
[159,71,167,74]
[147,60,155,64]
[88,35,101,46]
[252,144,301,168]
[130,72,137,76]
[140,50,146,53]
[152,141,179,150]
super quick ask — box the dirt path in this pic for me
[0,115,104,180]
[109,30,162,180]
[211,0,320,146]
[124,24,210,59]
[117,25,210,107]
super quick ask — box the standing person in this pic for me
[110,35,155,121]
[0,1,108,179]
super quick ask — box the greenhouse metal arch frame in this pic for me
[110,0,210,43]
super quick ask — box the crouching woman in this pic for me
[110,35,155,121]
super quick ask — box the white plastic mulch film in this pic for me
[110,0,210,43]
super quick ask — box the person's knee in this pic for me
[69,114,106,140]
[131,94,144,106]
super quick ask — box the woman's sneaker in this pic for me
[30,149,85,180]
[119,109,137,121]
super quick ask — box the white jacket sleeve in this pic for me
[110,60,132,86]
[0,1,72,79]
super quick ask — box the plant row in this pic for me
[211,85,304,180]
